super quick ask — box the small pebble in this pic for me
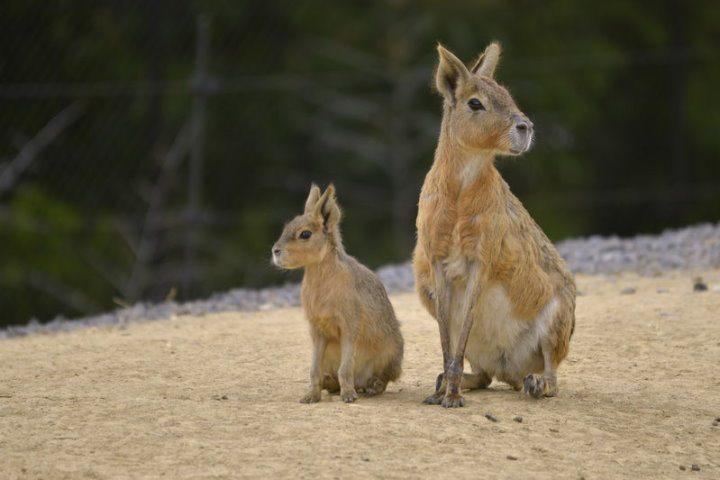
[361,456,370,462]
[621,287,637,295]
[513,416,523,423]
[693,278,708,292]
[549,428,559,433]
[484,413,498,423]
[506,455,518,461]
[691,464,700,471]
[679,465,686,471]
[713,420,718,427]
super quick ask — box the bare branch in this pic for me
[125,120,193,300]
[0,101,85,194]
[80,249,131,297]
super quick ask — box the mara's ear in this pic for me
[314,184,342,229]
[435,44,470,105]
[304,183,322,213]
[471,41,502,78]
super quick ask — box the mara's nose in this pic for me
[514,115,533,133]
[272,247,281,256]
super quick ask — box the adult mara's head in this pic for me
[435,42,533,156]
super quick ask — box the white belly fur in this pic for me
[448,282,557,383]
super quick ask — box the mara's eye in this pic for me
[468,98,485,111]
[299,230,312,240]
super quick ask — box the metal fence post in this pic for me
[185,14,210,296]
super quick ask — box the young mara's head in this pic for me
[271,184,342,270]
[436,42,533,156]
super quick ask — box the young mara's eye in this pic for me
[468,98,485,111]
[299,230,312,240]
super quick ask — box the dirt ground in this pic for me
[1,270,719,479]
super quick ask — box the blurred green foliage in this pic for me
[1,0,719,326]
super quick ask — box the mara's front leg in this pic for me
[442,263,480,408]
[423,262,453,405]
[338,331,359,403]
[299,330,327,403]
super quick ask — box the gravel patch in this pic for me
[2,222,719,339]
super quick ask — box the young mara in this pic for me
[413,42,576,408]
[272,184,404,403]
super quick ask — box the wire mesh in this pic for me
[1,1,719,325]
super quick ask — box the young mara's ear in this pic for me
[435,44,470,105]
[471,41,502,78]
[314,184,342,229]
[304,183,322,213]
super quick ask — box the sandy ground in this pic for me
[1,270,719,479]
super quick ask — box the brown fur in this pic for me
[272,184,404,403]
[413,43,576,407]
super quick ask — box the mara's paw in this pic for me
[523,374,548,399]
[423,390,444,405]
[299,391,321,404]
[544,378,558,397]
[322,375,340,394]
[341,389,358,403]
[422,373,446,405]
[441,392,465,408]
[363,377,387,397]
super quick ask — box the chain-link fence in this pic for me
[2,1,719,326]
[0,3,445,325]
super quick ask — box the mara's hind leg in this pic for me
[523,340,558,398]
[433,368,491,392]
[318,342,341,395]
[423,368,480,405]
[496,372,523,391]
[424,362,489,406]
[362,377,387,397]
[461,363,493,390]
[361,345,402,397]
[508,378,523,392]
[322,374,340,394]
